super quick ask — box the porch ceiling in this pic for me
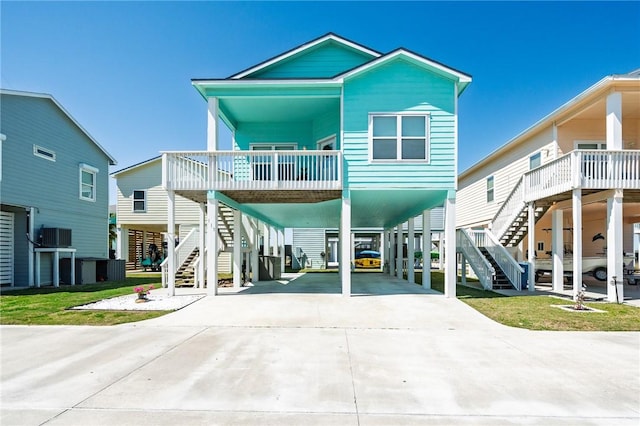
[221,97,339,123]
[226,188,448,229]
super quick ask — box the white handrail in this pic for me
[491,177,525,241]
[160,228,199,288]
[456,229,495,290]
[474,229,524,291]
[162,150,342,192]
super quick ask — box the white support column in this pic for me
[207,198,219,296]
[233,209,242,289]
[271,226,277,259]
[439,232,445,270]
[572,189,582,300]
[444,197,456,298]
[422,210,431,289]
[396,224,403,280]
[263,224,270,255]
[252,219,259,283]
[461,255,467,286]
[606,92,623,150]
[28,207,35,286]
[527,202,536,292]
[279,229,285,274]
[340,191,351,296]
[198,203,205,289]
[388,229,395,275]
[381,230,388,273]
[551,209,564,292]
[607,190,624,303]
[207,97,219,151]
[167,190,176,296]
[408,217,415,284]
[244,251,250,284]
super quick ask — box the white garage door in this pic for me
[0,211,14,285]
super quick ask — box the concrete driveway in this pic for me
[2,273,639,425]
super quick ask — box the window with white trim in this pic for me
[486,176,494,203]
[33,145,56,162]
[79,163,98,202]
[133,190,146,212]
[575,141,606,150]
[529,152,541,170]
[370,114,429,161]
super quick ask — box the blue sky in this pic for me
[2,1,639,202]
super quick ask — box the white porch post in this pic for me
[198,203,206,289]
[252,219,259,283]
[572,189,582,300]
[208,97,219,151]
[167,190,176,296]
[606,92,622,150]
[527,202,536,292]
[444,196,456,298]
[207,198,219,296]
[233,209,242,289]
[396,224,403,280]
[279,229,285,274]
[389,228,395,275]
[340,190,351,296]
[438,232,445,270]
[607,190,624,302]
[263,224,270,255]
[422,209,431,289]
[551,209,564,292]
[28,207,35,286]
[408,217,415,284]
[381,230,388,273]
[271,226,278,259]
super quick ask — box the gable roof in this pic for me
[229,32,382,80]
[335,47,472,93]
[459,70,640,180]
[110,155,161,177]
[0,89,117,165]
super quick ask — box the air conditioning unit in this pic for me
[41,228,72,248]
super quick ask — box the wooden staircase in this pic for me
[479,247,513,290]
[499,204,551,247]
[175,248,199,286]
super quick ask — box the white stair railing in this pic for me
[456,229,495,290]
[161,228,199,288]
[471,230,523,291]
[491,177,525,241]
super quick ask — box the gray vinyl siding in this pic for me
[250,43,373,79]
[292,228,326,269]
[0,93,112,284]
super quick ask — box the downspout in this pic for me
[27,206,35,286]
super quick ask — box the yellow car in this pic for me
[354,250,381,269]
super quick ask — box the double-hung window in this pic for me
[529,152,541,170]
[133,190,146,212]
[79,163,98,202]
[486,176,494,203]
[370,113,429,161]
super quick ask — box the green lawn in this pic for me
[0,274,168,325]
[416,271,640,331]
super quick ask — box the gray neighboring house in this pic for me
[0,89,116,287]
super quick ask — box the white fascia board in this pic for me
[336,49,472,84]
[192,79,343,88]
[0,89,117,165]
[110,156,162,177]
[229,34,381,80]
[459,76,620,181]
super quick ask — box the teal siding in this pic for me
[235,122,313,150]
[342,58,457,189]
[0,94,111,285]
[250,42,373,79]
[312,110,340,147]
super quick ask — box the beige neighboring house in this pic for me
[457,70,640,302]
[111,157,231,276]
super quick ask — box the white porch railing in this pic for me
[471,230,523,291]
[162,150,342,191]
[161,228,199,288]
[492,149,640,240]
[456,229,495,290]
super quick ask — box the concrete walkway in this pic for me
[2,273,639,425]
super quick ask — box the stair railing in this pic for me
[472,229,523,291]
[456,229,495,290]
[491,177,525,241]
[193,246,207,289]
[161,227,199,288]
